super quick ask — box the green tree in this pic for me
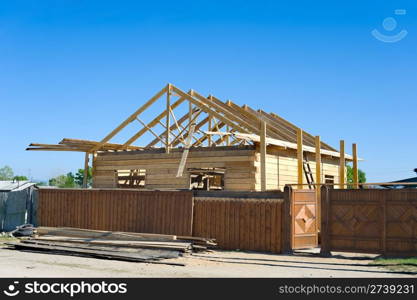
[49,172,76,188]
[13,175,28,181]
[0,165,14,180]
[74,167,93,187]
[347,165,366,187]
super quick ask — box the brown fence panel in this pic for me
[193,197,283,253]
[38,189,193,236]
[321,188,417,256]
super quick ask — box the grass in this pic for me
[371,257,417,273]
[0,235,19,249]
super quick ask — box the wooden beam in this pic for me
[26,147,88,152]
[91,152,97,186]
[169,110,200,146]
[135,117,166,145]
[147,108,200,148]
[208,116,212,146]
[176,124,196,178]
[188,100,192,135]
[339,140,345,189]
[238,104,296,142]
[190,116,214,147]
[269,112,337,152]
[169,106,185,142]
[166,84,171,153]
[29,143,84,149]
[83,152,89,188]
[315,135,321,230]
[260,120,267,191]
[90,84,168,152]
[122,95,186,147]
[202,93,259,133]
[213,124,231,145]
[352,143,359,189]
[315,135,321,190]
[297,128,303,189]
[225,125,230,146]
[171,86,249,134]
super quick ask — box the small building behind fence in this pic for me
[0,181,37,232]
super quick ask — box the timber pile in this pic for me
[6,227,216,266]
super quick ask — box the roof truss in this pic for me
[27,83,340,155]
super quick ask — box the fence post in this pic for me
[320,185,331,257]
[382,192,387,256]
[190,192,195,237]
[282,185,293,254]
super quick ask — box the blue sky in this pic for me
[0,0,416,182]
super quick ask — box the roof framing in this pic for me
[27,83,347,158]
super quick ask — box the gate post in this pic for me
[320,185,331,257]
[282,185,293,254]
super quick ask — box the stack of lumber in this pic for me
[6,227,216,266]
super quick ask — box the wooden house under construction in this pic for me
[28,84,360,191]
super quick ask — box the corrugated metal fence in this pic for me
[38,189,193,236]
[0,188,37,232]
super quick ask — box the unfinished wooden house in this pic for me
[28,84,360,191]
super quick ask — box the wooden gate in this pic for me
[291,189,318,249]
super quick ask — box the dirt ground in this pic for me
[0,246,415,278]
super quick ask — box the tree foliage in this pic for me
[74,167,93,187]
[0,166,14,180]
[0,166,29,181]
[13,175,28,181]
[347,165,366,185]
[48,172,76,188]
[48,167,92,188]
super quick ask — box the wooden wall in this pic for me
[93,146,257,191]
[93,145,344,191]
[254,146,342,191]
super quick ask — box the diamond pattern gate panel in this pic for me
[321,188,417,256]
[291,189,318,249]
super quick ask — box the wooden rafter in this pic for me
[28,83,350,161]
[122,95,186,148]
[176,115,210,148]
[135,117,166,145]
[89,84,168,152]
[171,87,249,134]
[192,121,227,147]
[194,92,258,133]
[147,108,201,148]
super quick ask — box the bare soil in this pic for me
[0,245,415,278]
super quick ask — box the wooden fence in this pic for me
[37,188,285,253]
[193,197,283,253]
[38,189,194,236]
[321,187,417,256]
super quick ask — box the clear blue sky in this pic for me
[1,0,416,182]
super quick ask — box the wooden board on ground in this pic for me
[6,242,184,266]
[36,227,178,242]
